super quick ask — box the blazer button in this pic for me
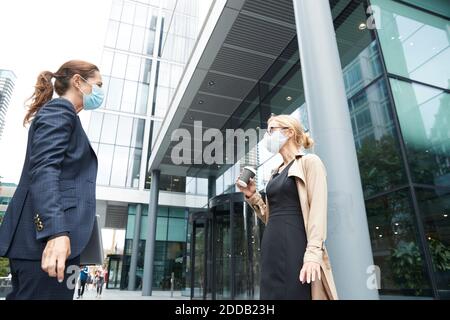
[37,223,44,231]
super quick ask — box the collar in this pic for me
[271,149,307,182]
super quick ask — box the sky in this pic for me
[0,0,112,184]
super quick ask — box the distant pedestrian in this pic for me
[77,266,89,299]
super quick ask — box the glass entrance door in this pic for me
[106,255,122,289]
[212,199,232,300]
[191,219,206,299]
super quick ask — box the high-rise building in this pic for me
[85,0,210,291]
[0,70,16,142]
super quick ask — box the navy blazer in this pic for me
[0,97,98,260]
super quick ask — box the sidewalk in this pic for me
[75,287,190,300]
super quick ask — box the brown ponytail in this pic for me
[23,60,99,126]
[23,71,55,126]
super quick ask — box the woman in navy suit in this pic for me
[0,60,103,299]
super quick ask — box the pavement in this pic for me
[74,286,190,300]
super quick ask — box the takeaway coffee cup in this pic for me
[237,166,256,188]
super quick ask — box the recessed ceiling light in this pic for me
[359,23,367,30]
[208,80,215,86]
[286,96,292,101]
[198,100,204,104]
[444,214,448,218]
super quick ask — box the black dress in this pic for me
[260,159,311,300]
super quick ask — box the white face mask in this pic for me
[263,130,288,154]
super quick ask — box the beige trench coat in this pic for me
[245,150,339,300]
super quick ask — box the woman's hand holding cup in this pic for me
[236,166,256,198]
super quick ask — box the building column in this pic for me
[292,0,379,299]
[142,169,160,296]
[128,203,142,291]
[208,175,216,201]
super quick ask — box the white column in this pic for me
[292,0,379,299]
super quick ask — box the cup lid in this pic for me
[243,166,256,174]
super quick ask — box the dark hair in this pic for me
[23,60,99,126]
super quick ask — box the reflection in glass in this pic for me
[373,0,450,89]
[416,188,450,296]
[390,79,450,187]
[366,190,431,296]
[350,78,407,197]
[131,118,145,149]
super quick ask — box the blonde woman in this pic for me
[236,114,338,300]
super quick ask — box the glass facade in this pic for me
[122,204,188,290]
[89,0,207,189]
[196,0,449,298]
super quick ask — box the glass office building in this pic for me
[85,0,211,290]
[144,0,449,299]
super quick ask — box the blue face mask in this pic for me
[79,76,105,110]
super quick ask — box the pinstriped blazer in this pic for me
[0,97,98,260]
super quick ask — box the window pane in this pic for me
[116,116,133,146]
[373,0,450,89]
[136,83,149,115]
[105,20,119,48]
[106,77,124,110]
[100,114,118,144]
[186,177,196,194]
[197,178,208,195]
[156,216,168,241]
[366,190,432,296]
[134,4,148,27]
[111,53,128,78]
[130,26,145,53]
[117,23,132,51]
[121,80,138,113]
[127,148,142,188]
[99,76,110,109]
[151,120,162,148]
[125,55,141,80]
[416,188,450,296]
[110,146,129,187]
[144,29,156,55]
[87,111,104,142]
[140,59,152,84]
[390,78,450,187]
[110,0,122,21]
[168,218,187,242]
[97,144,114,185]
[169,207,186,218]
[121,2,135,24]
[154,86,170,118]
[101,50,114,76]
[131,118,145,149]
